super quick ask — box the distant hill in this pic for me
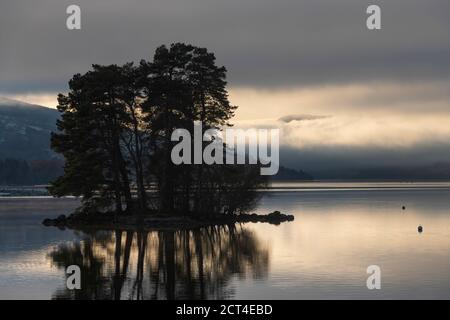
[272,166,313,181]
[0,97,59,160]
[353,163,450,181]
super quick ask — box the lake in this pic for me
[1,182,450,299]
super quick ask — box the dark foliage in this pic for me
[49,43,267,217]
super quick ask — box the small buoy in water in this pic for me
[402,206,406,210]
[418,225,423,233]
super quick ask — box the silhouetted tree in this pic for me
[50,43,266,217]
[50,65,139,213]
[140,43,239,214]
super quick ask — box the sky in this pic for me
[1,0,450,175]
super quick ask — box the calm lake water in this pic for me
[1,182,450,299]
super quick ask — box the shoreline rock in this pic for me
[42,210,294,231]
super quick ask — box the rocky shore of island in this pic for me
[42,210,294,231]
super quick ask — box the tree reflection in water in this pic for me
[48,225,269,300]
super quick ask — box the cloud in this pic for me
[0,93,58,108]
[236,112,450,150]
[230,81,450,123]
[2,1,450,173]
[1,0,450,94]
[278,114,329,123]
[233,104,450,175]
[279,142,450,178]
[230,81,450,169]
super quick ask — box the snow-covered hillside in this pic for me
[0,97,59,160]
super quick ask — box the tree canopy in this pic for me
[50,43,266,217]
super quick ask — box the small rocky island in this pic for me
[43,44,295,233]
[43,210,294,231]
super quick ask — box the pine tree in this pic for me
[50,43,265,217]
[50,66,134,213]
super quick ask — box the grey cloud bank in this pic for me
[1,0,450,93]
[278,115,330,123]
[2,0,450,176]
[280,142,450,179]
